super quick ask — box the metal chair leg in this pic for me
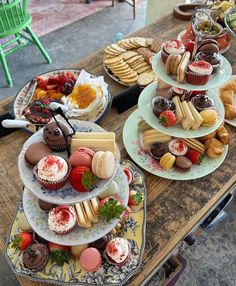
[25,26,52,64]
[133,0,136,19]
[112,0,115,7]
[0,45,13,87]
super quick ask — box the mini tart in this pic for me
[195,52,222,74]
[161,39,185,63]
[105,237,130,267]
[168,139,188,156]
[34,155,70,190]
[48,205,76,235]
[185,60,213,85]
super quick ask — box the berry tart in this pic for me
[161,39,185,63]
[185,60,213,85]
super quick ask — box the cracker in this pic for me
[120,75,139,83]
[104,55,122,65]
[146,38,154,46]
[106,60,126,68]
[151,39,163,52]
[134,37,149,47]
[136,65,152,74]
[129,58,146,67]
[132,62,149,71]
[137,72,154,86]
[105,49,122,56]
[110,44,126,52]
[114,70,137,77]
[126,55,144,64]
[109,64,130,72]
[121,51,138,60]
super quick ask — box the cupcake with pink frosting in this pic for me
[48,205,76,235]
[34,155,70,190]
[185,60,213,85]
[104,237,130,267]
[161,39,185,63]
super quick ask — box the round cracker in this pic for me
[137,72,154,86]
[104,55,122,65]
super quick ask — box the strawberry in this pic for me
[185,41,195,55]
[159,110,177,127]
[123,206,131,219]
[12,233,33,251]
[99,197,125,222]
[186,150,204,165]
[69,166,95,192]
[48,242,70,266]
[58,74,68,85]
[122,167,133,185]
[48,77,60,85]
[128,190,143,206]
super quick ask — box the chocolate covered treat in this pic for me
[191,94,215,111]
[197,39,219,54]
[150,143,169,160]
[25,142,52,166]
[152,96,175,117]
[23,243,49,271]
[38,199,56,212]
[89,234,113,251]
[43,121,72,151]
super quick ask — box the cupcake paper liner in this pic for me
[185,70,211,85]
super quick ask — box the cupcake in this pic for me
[48,205,76,235]
[168,139,188,156]
[191,94,215,111]
[161,39,185,63]
[43,121,72,151]
[150,143,169,160]
[185,60,213,85]
[152,96,175,117]
[105,237,130,267]
[195,52,222,74]
[23,243,49,271]
[34,155,70,190]
[38,199,57,212]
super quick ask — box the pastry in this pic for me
[176,51,191,83]
[159,152,176,169]
[24,142,52,166]
[71,132,116,155]
[168,139,188,156]
[175,156,192,172]
[38,199,56,212]
[105,237,130,267]
[69,147,95,168]
[220,79,236,93]
[18,212,33,232]
[80,247,102,272]
[71,244,89,259]
[89,234,113,251]
[152,96,175,117]
[143,129,172,150]
[185,60,213,85]
[92,151,115,179]
[138,119,152,132]
[191,94,215,111]
[23,243,49,271]
[150,142,169,160]
[187,101,203,130]
[34,155,70,190]
[43,121,72,151]
[161,39,185,63]
[172,96,184,123]
[181,100,195,130]
[216,125,230,145]
[48,205,77,235]
[200,131,217,142]
[224,103,236,120]
[195,51,222,74]
[205,138,224,158]
[182,138,205,154]
[220,90,234,105]
[99,181,118,199]
[199,109,217,126]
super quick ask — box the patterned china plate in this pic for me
[22,166,129,246]
[123,109,228,180]
[5,160,146,286]
[13,69,111,133]
[18,120,120,205]
[138,82,225,138]
[152,51,232,91]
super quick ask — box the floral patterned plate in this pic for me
[152,51,232,91]
[123,109,228,180]
[18,119,120,205]
[22,166,129,246]
[138,82,225,138]
[5,160,146,286]
[13,69,111,134]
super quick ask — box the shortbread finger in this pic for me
[188,102,203,130]
[181,100,195,130]
[172,96,184,123]
[177,51,190,83]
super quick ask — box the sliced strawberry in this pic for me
[128,190,143,206]
[186,150,204,164]
[48,242,70,266]
[69,166,95,192]
[12,233,33,251]
[159,110,177,127]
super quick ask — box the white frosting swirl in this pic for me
[163,40,185,55]
[37,155,68,182]
[106,238,129,263]
[48,206,76,233]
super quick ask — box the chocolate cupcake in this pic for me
[152,96,175,117]
[43,121,72,152]
[191,94,215,111]
[38,199,56,212]
[89,234,113,251]
[25,142,52,166]
[23,243,49,271]
[150,143,169,160]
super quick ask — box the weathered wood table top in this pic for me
[0,13,236,286]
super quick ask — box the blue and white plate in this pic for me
[18,120,120,205]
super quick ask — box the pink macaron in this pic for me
[92,151,115,179]
[79,247,102,272]
[69,147,95,168]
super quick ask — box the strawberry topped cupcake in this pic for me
[185,60,213,85]
[161,39,185,63]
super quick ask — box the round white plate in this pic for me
[23,166,129,246]
[123,109,228,180]
[138,82,224,138]
[151,51,232,91]
[18,120,120,205]
[13,69,111,127]
[212,75,236,127]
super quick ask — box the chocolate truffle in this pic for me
[25,142,52,166]
[43,121,72,151]
[191,94,215,111]
[150,143,169,160]
[175,156,192,172]
[152,96,175,117]
[23,243,49,271]
[38,199,56,212]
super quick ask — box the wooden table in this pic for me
[1,13,236,286]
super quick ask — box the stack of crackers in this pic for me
[104,37,163,86]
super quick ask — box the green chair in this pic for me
[0,0,51,87]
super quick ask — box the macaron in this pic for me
[71,244,89,259]
[69,147,95,168]
[175,156,192,172]
[92,151,115,179]
[24,142,52,166]
[79,247,102,272]
[200,109,217,126]
[18,212,32,232]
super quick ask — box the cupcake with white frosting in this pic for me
[185,60,213,85]
[161,39,185,63]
